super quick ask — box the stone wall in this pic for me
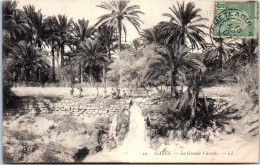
[134,94,169,137]
[18,97,131,117]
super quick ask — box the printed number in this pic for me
[216,3,225,9]
[142,152,147,155]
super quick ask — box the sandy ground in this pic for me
[3,109,98,162]
[11,87,137,97]
[4,85,259,163]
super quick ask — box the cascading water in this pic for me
[83,103,153,162]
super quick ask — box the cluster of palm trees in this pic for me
[2,0,258,128]
[129,2,258,133]
[127,2,210,130]
[2,0,144,84]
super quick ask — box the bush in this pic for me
[2,58,19,110]
[73,147,89,162]
[106,50,140,87]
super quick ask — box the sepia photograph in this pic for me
[2,0,259,163]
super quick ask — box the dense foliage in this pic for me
[2,0,258,135]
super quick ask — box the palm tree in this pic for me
[3,0,18,36]
[8,41,50,82]
[3,0,30,41]
[131,38,143,51]
[141,2,208,96]
[95,25,117,90]
[96,25,117,59]
[72,18,95,44]
[56,15,73,67]
[45,16,60,81]
[96,0,144,51]
[155,45,206,97]
[71,19,96,64]
[162,2,208,49]
[202,26,235,68]
[173,61,208,138]
[235,39,258,65]
[140,26,164,45]
[23,5,47,48]
[136,44,170,88]
[2,0,31,58]
[146,45,208,137]
[71,40,110,84]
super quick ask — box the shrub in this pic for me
[3,58,20,110]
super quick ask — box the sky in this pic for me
[17,0,213,42]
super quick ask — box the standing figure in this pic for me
[73,87,79,97]
[146,115,151,127]
[70,87,74,97]
[116,87,120,99]
[122,90,126,99]
[111,88,116,99]
[96,87,99,97]
[103,88,107,98]
[128,89,133,98]
[79,87,83,97]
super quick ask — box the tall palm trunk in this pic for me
[89,67,93,86]
[103,68,106,97]
[118,19,122,51]
[19,67,22,82]
[118,19,122,86]
[183,78,200,137]
[172,70,179,97]
[103,68,106,90]
[51,46,56,82]
[182,88,197,138]
[219,40,223,68]
[25,69,30,82]
[38,68,42,82]
[190,92,197,122]
[168,45,178,98]
[61,44,65,67]
[80,64,83,83]
[56,48,60,66]
[102,68,106,86]
[170,64,175,96]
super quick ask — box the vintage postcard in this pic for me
[2,0,259,163]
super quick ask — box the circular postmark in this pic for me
[214,2,256,38]
[214,9,253,37]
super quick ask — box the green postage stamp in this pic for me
[214,1,258,38]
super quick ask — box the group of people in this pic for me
[111,88,132,99]
[69,79,134,99]
[70,77,83,98]
[70,86,83,98]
